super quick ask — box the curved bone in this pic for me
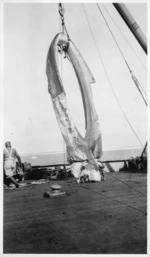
[46,33,103,173]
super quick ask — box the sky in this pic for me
[2,2,147,155]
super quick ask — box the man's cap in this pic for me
[5,141,11,147]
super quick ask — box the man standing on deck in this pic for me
[3,141,22,188]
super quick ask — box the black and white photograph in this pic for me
[1,1,147,254]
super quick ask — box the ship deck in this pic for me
[4,172,147,254]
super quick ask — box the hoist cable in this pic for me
[82,4,143,147]
[102,4,147,72]
[97,4,147,106]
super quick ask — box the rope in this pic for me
[96,4,131,73]
[77,156,147,215]
[70,156,147,198]
[139,84,147,98]
[4,187,147,226]
[102,4,147,72]
[131,72,147,106]
[97,4,147,106]
[141,141,147,157]
[103,169,147,196]
[82,4,143,147]
[69,156,147,198]
[80,183,147,216]
[87,158,147,198]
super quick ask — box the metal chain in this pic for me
[58,3,70,41]
[58,3,65,33]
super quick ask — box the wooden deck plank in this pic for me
[4,172,147,254]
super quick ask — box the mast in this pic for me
[113,3,147,157]
[113,3,147,54]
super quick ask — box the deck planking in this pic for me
[4,172,147,254]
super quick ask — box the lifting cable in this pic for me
[97,4,147,106]
[82,4,143,147]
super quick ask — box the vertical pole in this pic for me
[113,3,147,157]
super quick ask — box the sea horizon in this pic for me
[20,146,142,156]
[20,146,143,166]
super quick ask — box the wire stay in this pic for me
[102,4,147,72]
[82,3,143,147]
[96,4,147,106]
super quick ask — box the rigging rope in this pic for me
[141,141,147,157]
[96,4,131,73]
[97,4,147,106]
[82,4,143,147]
[72,155,147,198]
[139,84,147,98]
[57,4,147,215]
[103,169,147,197]
[80,183,147,216]
[87,158,147,198]
[131,71,147,105]
[102,4,147,72]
